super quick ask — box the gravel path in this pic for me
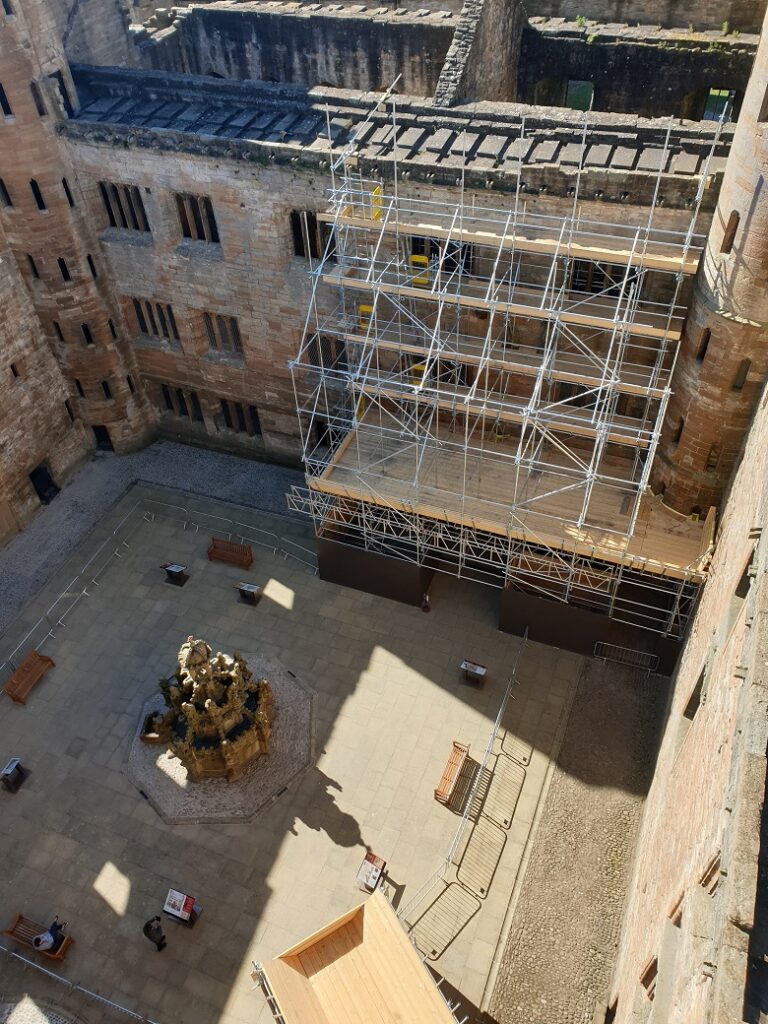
[0,443,304,637]
[488,661,667,1024]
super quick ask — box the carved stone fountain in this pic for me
[143,636,274,782]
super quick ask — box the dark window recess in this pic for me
[81,323,94,346]
[29,464,59,504]
[126,374,135,394]
[696,328,711,363]
[131,298,180,347]
[30,179,46,211]
[203,311,243,355]
[64,398,75,421]
[74,377,85,397]
[53,321,64,341]
[703,88,735,122]
[290,209,334,260]
[640,958,658,1002]
[10,362,19,378]
[108,318,117,339]
[101,379,112,400]
[248,404,262,436]
[29,81,46,116]
[175,389,189,418]
[161,384,174,412]
[49,69,73,118]
[683,668,705,722]
[62,177,75,207]
[571,260,622,296]
[190,391,204,422]
[220,399,233,430]
[0,177,12,207]
[87,254,97,279]
[733,358,751,391]
[27,254,39,279]
[672,417,684,445]
[99,181,150,232]
[759,85,768,123]
[175,192,219,242]
[234,402,247,433]
[705,444,720,472]
[57,257,71,282]
[306,332,348,371]
[0,83,12,117]
[1,0,13,16]
[721,210,740,254]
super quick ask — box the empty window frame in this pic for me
[29,81,46,116]
[696,328,711,363]
[570,260,622,296]
[62,177,75,207]
[733,358,751,391]
[203,311,243,355]
[74,377,85,397]
[30,179,46,211]
[306,332,348,371]
[175,193,219,243]
[160,384,174,412]
[98,182,150,232]
[87,254,97,279]
[10,362,19,378]
[721,210,740,254]
[27,254,40,279]
[700,853,722,896]
[49,70,73,117]
[702,88,736,122]
[64,398,75,421]
[108,318,117,338]
[101,379,113,400]
[683,668,705,722]
[52,321,64,341]
[0,83,12,117]
[126,374,135,394]
[175,388,189,418]
[81,322,94,346]
[190,391,204,422]
[131,298,180,347]
[0,177,12,207]
[290,209,335,260]
[219,398,260,436]
[640,957,658,1002]
[57,257,71,282]
[705,444,720,472]
[1,0,13,15]
[672,417,685,445]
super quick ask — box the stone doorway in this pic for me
[92,424,114,452]
[28,463,59,504]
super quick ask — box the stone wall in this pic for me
[0,247,89,544]
[523,0,767,33]
[606,379,768,1023]
[434,0,527,105]
[132,3,456,96]
[518,22,756,119]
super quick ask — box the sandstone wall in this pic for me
[524,0,767,33]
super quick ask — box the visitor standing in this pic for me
[143,915,166,951]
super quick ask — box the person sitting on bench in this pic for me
[32,916,66,952]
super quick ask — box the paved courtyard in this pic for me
[0,483,580,1024]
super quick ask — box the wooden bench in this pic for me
[207,537,253,569]
[3,651,55,705]
[2,914,73,961]
[434,741,470,804]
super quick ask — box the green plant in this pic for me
[722,19,729,35]
[688,23,693,33]
[733,28,740,38]
[586,33,597,44]
[575,14,587,28]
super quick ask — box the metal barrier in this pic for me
[0,496,318,685]
[593,642,659,672]
[0,942,162,1023]
[397,629,528,925]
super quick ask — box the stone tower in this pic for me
[0,0,153,454]
[652,7,768,514]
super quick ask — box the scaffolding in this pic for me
[288,99,718,638]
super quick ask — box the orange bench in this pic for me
[434,741,469,803]
[3,651,55,705]
[2,913,73,961]
[207,537,253,569]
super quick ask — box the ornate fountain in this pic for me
[143,636,274,782]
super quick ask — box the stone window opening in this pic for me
[603,1000,617,1024]
[696,328,711,363]
[306,332,348,372]
[30,179,46,211]
[175,193,219,243]
[10,362,20,379]
[674,666,706,759]
[759,85,768,123]
[672,417,684,445]
[108,318,117,339]
[203,311,243,356]
[721,210,740,254]
[290,209,335,261]
[0,83,12,118]
[570,260,622,297]
[49,70,73,118]
[101,379,113,401]
[131,298,180,348]
[175,388,189,418]
[57,257,71,283]
[126,374,135,394]
[705,444,720,472]
[219,398,261,437]
[0,177,12,207]
[1,0,13,16]
[669,894,683,927]
[29,81,46,117]
[700,853,722,896]
[81,323,94,346]
[99,182,150,232]
[53,321,64,341]
[64,398,75,422]
[732,358,751,391]
[190,392,204,422]
[62,177,75,208]
[74,378,85,398]
[639,956,658,1001]
[27,254,39,279]
[161,384,174,412]
[87,254,97,279]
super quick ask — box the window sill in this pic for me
[134,335,183,355]
[101,228,153,246]
[176,239,224,261]
[205,350,245,367]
